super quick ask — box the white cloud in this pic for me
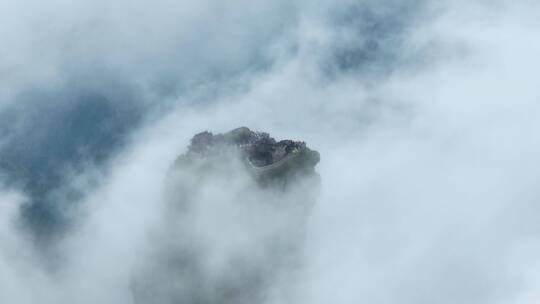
[1,0,540,303]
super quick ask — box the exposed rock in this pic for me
[131,127,320,304]
[174,126,320,184]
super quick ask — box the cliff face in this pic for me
[131,127,320,304]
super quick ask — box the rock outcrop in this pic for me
[174,127,320,184]
[131,127,320,304]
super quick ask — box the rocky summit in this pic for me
[174,127,320,184]
[131,127,321,304]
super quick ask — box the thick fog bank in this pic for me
[1,0,540,303]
